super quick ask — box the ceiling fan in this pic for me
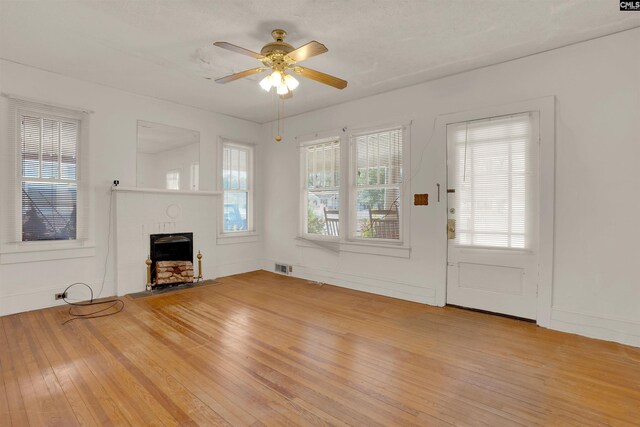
[213,29,348,99]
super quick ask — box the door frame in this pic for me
[435,96,556,327]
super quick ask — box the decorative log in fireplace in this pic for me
[156,260,194,285]
[149,232,193,287]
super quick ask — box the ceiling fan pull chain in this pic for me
[281,98,285,137]
[275,92,282,142]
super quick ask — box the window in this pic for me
[166,170,180,190]
[222,142,253,233]
[448,113,536,249]
[298,124,409,249]
[19,112,80,242]
[351,128,403,241]
[302,139,340,237]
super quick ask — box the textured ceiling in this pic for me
[1,1,639,123]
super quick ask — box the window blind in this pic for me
[352,128,403,240]
[304,139,340,236]
[6,97,89,244]
[448,113,536,249]
[222,143,252,232]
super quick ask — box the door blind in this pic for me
[449,113,536,249]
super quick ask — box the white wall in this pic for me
[0,59,264,315]
[261,28,640,347]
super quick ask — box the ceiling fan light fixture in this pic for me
[270,71,282,85]
[259,75,272,91]
[276,82,289,95]
[284,74,299,91]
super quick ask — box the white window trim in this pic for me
[217,138,256,240]
[297,123,412,253]
[347,124,411,247]
[1,97,93,262]
[299,137,341,242]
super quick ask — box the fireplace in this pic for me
[149,232,193,286]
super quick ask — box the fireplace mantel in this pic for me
[112,186,221,196]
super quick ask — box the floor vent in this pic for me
[275,263,292,275]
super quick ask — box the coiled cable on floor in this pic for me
[62,282,124,325]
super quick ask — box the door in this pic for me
[446,112,539,319]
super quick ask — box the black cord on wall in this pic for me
[62,188,124,324]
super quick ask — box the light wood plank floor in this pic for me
[1,270,639,426]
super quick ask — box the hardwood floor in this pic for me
[1,270,639,426]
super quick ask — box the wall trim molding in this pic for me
[550,307,640,347]
[259,259,436,305]
[217,259,261,278]
[1,285,70,316]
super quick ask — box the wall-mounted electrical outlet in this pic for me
[55,292,67,300]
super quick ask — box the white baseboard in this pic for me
[260,259,436,305]
[1,278,116,317]
[550,308,640,347]
[217,258,261,278]
[1,285,73,316]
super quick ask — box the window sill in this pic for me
[298,234,341,243]
[295,237,411,258]
[217,232,259,245]
[0,241,96,264]
[112,186,221,196]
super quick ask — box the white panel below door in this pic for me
[458,263,524,295]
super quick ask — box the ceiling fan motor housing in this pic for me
[261,29,295,69]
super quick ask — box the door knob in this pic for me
[447,219,456,240]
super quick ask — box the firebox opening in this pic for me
[149,232,194,288]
